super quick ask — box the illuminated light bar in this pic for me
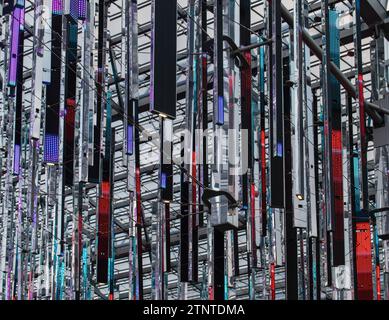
[13,144,20,175]
[214,0,224,125]
[44,134,59,164]
[77,0,87,20]
[19,6,24,29]
[64,0,78,21]
[216,96,224,125]
[70,0,78,21]
[52,0,63,14]
[127,124,134,156]
[8,7,22,87]
[161,172,167,189]
[13,19,24,176]
[355,221,373,299]
[250,183,257,265]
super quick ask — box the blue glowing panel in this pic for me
[217,95,224,125]
[161,172,167,189]
[78,0,87,20]
[13,144,21,175]
[277,142,283,157]
[70,0,78,21]
[44,134,59,163]
[127,124,134,155]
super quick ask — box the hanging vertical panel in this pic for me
[150,0,177,119]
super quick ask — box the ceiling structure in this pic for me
[1,0,389,301]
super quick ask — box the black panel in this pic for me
[233,229,239,276]
[14,29,23,147]
[213,228,225,300]
[63,21,78,186]
[240,1,251,207]
[180,179,189,282]
[44,14,62,161]
[150,0,177,119]
[88,0,106,183]
[192,219,199,282]
[269,0,284,208]
[165,203,171,272]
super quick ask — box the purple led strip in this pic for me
[127,124,134,155]
[78,0,87,20]
[161,172,167,189]
[217,95,224,125]
[52,0,63,15]
[8,7,22,87]
[13,144,21,175]
[19,7,25,30]
[277,142,283,157]
[69,0,79,21]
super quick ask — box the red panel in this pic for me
[97,184,110,284]
[65,101,75,141]
[332,128,344,265]
[101,181,110,197]
[376,265,381,300]
[250,183,257,264]
[355,221,373,300]
[208,286,214,300]
[270,262,275,300]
